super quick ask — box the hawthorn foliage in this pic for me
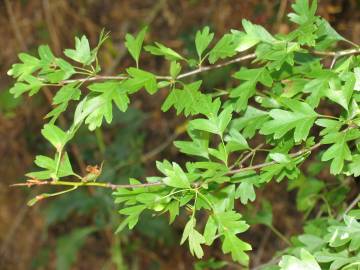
[8,0,360,268]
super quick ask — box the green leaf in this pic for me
[88,80,129,112]
[217,211,249,234]
[235,182,256,205]
[145,42,184,61]
[195,26,214,59]
[348,154,360,177]
[208,33,239,64]
[180,217,205,258]
[27,152,74,180]
[234,19,275,52]
[325,77,354,111]
[231,106,268,138]
[166,200,179,224]
[279,249,321,270]
[7,53,41,80]
[203,215,217,245]
[355,67,360,91]
[315,18,346,49]
[156,161,191,188]
[170,61,181,79]
[190,106,233,137]
[118,205,147,231]
[9,75,43,98]
[221,231,251,266]
[125,26,147,66]
[38,45,55,64]
[53,83,81,105]
[83,81,130,129]
[174,129,209,159]
[218,106,233,135]
[315,249,355,270]
[34,155,55,170]
[64,35,93,65]
[57,152,75,178]
[224,129,249,152]
[321,130,358,175]
[126,67,157,94]
[260,98,318,142]
[208,143,228,164]
[327,215,360,252]
[162,81,214,116]
[288,0,317,25]
[55,58,76,80]
[41,124,68,151]
[230,67,272,111]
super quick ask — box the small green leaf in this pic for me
[208,33,239,64]
[53,83,81,105]
[38,45,55,63]
[162,81,213,116]
[64,35,93,65]
[145,42,184,61]
[260,98,318,142]
[203,215,217,245]
[7,53,41,80]
[41,124,67,151]
[234,19,275,52]
[126,67,157,94]
[354,67,360,91]
[288,0,318,25]
[180,217,205,259]
[321,131,354,175]
[125,26,147,66]
[170,61,181,79]
[195,26,214,60]
[235,182,256,205]
[279,249,321,270]
[190,106,233,137]
[174,129,209,159]
[156,161,191,188]
[221,231,251,266]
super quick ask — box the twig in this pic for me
[58,48,360,85]
[330,53,339,69]
[228,142,322,175]
[12,141,322,190]
[141,130,181,162]
[11,179,163,190]
[238,143,264,167]
[338,193,360,220]
[177,53,256,79]
[252,228,271,267]
[312,48,360,57]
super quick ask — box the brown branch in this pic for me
[58,47,360,85]
[11,179,163,190]
[227,142,322,175]
[12,141,323,190]
[338,193,360,220]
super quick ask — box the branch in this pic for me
[12,142,322,190]
[337,193,360,220]
[60,48,360,85]
[312,48,360,57]
[11,179,163,190]
[227,142,322,175]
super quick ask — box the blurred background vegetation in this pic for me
[0,0,359,269]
